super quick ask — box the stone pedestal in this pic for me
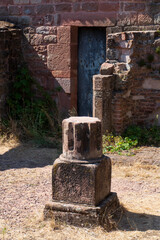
[44,117,119,227]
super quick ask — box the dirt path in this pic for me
[0,143,160,240]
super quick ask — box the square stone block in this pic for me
[52,155,111,206]
[44,192,119,228]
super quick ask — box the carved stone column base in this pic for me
[52,155,111,206]
[44,192,119,228]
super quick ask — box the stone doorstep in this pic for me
[44,192,119,227]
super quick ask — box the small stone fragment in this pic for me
[100,62,114,75]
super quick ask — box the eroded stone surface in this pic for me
[44,192,119,228]
[45,116,117,228]
[100,62,114,75]
[52,155,111,206]
[93,30,160,134]
[62,117,102,160]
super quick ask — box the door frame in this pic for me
[70,26,107,114]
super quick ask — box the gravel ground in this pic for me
[0,143,160,240]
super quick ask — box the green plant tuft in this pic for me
[156,30,160,37]
[4,66,61,146]
[123,125,160,146]
[156,46,160,55]
[103,124,160,154]
[103,133,138,155]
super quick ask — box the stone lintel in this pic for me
[44,192,119,228]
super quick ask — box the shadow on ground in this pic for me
[0,145,160,234]
[0,144,59,170]
[112,207,160,232]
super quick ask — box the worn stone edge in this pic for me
[58,154,110,164]
[44,192,119,217]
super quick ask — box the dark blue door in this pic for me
[78,27,106,116]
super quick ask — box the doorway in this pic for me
[78,27,106,116]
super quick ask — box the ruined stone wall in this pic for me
[0,21,21,118]
[94,30,160,133]
[0,0,159,115]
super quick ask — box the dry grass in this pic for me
[112,161,160,180]
[0,143,160,240]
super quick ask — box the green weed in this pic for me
[156,29,160,37]
[0,227,7,240]
[103,125,160,154]
[103,133,138,154]
[156,46,160,55]
[3,66,61,146]
[123,125,160,146]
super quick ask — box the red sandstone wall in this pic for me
[0,22,21,118]
[0,0,159,116]
[0,0,160,26]
[107,31,160,133]
[0,1,159,27]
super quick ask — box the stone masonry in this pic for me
[0,1,159,130]
[93,30,160,133]
[44,117,119,227]
[0,21,21,118]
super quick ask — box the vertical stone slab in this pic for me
[93,73,114,133]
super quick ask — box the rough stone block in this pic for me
[100,62,114,75]
[99,3,119,12]
[30,0,41,3]
[44,35,57,43]
[93,96,103,119]
[44,192,119,228]
[36,26,51,34]
[30,34,43,45]
[154,13,160,24]
[124,3,145,12]
[52,155,111,206]
[0,7,8,16]
[54,78,71,94]
[55,3,72,12]
[8,6,22,15]
[13,0,29,4]
[52,70,70,78]
[93,75,113,91]
[36,4,54,15]
[23,6,35,15]
[62,117,102,160]
[57,26,71,44]
[47,44,70,71]
[73,3,81,12]
[82,3,98,12]
[138,14,153,25]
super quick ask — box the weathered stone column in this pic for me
[44,117,119,227]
